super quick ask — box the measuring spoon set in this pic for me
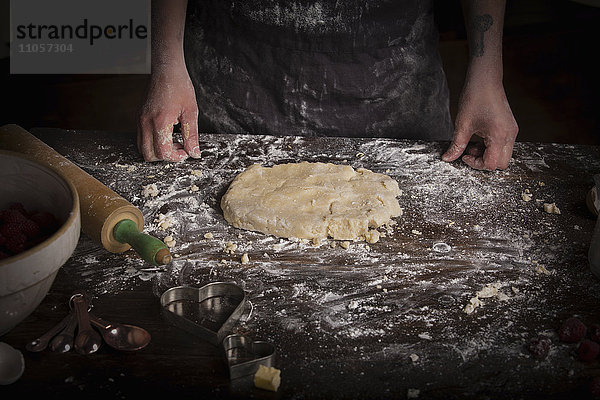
[26,292,150,354]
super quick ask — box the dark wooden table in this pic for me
[2,128,600,399]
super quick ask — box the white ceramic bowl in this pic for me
[0,151,80,336]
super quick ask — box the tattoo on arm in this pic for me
[470,13,493,57]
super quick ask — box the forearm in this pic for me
[461,0,506,88]
[151,0,188,69]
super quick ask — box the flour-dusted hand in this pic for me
[137,63,200,162]
[442,82,518,170]
[442,0,518,171]
[137,0,200,162]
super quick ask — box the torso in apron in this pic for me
[184,0,453,140]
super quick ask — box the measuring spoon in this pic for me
[25,313,72,352]
[89,314,151,351]
[49,311,77,353]
[72,294,102,354]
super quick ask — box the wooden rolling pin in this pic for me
[0,124,171,266]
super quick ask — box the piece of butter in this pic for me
[254,364,281,392]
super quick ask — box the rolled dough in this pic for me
[220,162,402,242]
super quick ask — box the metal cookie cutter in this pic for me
[223,334,276,380]
[160,282,246,346]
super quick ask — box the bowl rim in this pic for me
[0,150,80,267]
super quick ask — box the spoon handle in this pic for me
[25,312,72,352]
[88,313,110,330]
[49,311,77,353]
[73,294,102,354]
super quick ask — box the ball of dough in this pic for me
[220,162,402,242]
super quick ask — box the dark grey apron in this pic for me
[184,0,453,140]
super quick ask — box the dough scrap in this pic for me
[521,189,532,202]
[142,183,159,198]
[254,365,281,392]
[154,213,175,231]
[543,202,561,214]
[241,253,250,264]
[220,162,402,242]
[163,235,176,248]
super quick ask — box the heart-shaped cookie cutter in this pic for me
[223,334,276,379]
[160,282,246,346]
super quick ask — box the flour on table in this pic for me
[115,162,137,172]
[432,242,451,253]
[56,133,600,397]
[220,162,402,242]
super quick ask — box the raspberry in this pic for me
[0,223,24,238]
[578,339,600,362]
[558,317,587,343]
[590,377,600,398]
[29,211,59,234]
[19,219,40,239]
[0,204,58,256]
[527,336,551,359]
[1,219,40,239]
[4,232,27,255]
[8,202,28,216]
[589,324,600,343]
[0,209,27,224]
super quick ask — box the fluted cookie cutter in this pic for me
[160,283,246,346]
[223,334,276,379]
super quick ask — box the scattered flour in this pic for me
[57,134,600,397]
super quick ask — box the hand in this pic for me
[442,82,518,171]
[137,63,201,162]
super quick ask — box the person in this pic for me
[137,0,518,171]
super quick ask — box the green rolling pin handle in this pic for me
[113,219,172,266]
